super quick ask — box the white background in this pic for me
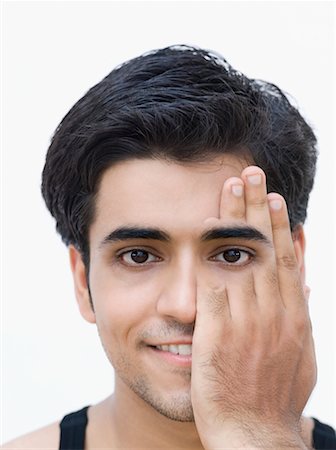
[2,0,335,444]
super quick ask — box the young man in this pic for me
[4,45,335,449]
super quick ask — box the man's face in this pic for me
[74,155,276,421]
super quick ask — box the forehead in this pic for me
[90,155,250,245]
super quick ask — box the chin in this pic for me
[130,374,195,422]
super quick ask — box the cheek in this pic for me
[89,267,163,338]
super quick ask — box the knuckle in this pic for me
[276,254,298,271]
[293,276,304,294]
[226,206,245,220]
[232,208,245,220]
[293,314,310,335]
[250,197,268,209]
[271,219,288,231]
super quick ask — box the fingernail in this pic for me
[247,174,262,185]
[231,184,243,197]
[269,199,282,210]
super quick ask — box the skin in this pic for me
[2,155,316,449]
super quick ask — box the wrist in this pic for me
[203,424,308,450]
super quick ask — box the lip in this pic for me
[147,345,192,367]
[145,337,193,346]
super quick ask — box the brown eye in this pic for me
[118,249,159,266]
[223,249,242,263]
[130,250,149,263]
[212,248,252,265]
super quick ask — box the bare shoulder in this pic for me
[1,421,60,450]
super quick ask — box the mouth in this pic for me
[147,344,192,367]
[153,344,192,355]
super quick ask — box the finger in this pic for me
[241,166,273,239]
[224,269,259,328]
[218,167,281,315]
[239,166,282,313]
[267,193,306,312]
[194,284,233,358]
[194,270,258,359]
[218,176,246,223]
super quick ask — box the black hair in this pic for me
[41,45,317,268]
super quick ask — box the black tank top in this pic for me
[59,406,336,450]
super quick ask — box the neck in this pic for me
[89,377,204,449]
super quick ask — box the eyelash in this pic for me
[115,247,255,268]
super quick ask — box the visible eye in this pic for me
[211,248,253,266]
[117,249,160,266]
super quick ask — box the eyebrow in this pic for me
[100,227,170,248]
[100,225,271,247]
[201,227,271,245]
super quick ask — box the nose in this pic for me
[156,253,197,324]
